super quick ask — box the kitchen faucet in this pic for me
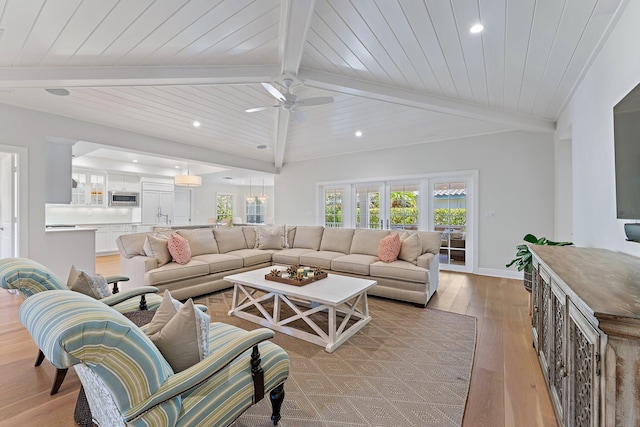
[157,207,170,225]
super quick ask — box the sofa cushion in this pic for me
[378,233,401,263]
[331,254,379,276]
[319,227,354,254]
[168,233,191,265]
[272,248,316,265]
[299,251,345,270]
[350,229,390,256]
[226,249,272,267]
[176,229,218,256]
[147,293,210,373]
[255,226,286,250]
[292,226,324,250]
[213,228,248,253]
[242,227,257,249]
[145,259,209,286]
[116,232,147,258]
[67,265,111,299]
[286,226,296,248]
[191,254,243,273]
[143,234,172,267]
[398,232,422,265]
[370,260,428,283]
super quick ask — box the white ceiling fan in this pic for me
[245,78,334,122]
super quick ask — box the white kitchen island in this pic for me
[44,227,96,281]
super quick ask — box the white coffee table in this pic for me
[224,267,376,353]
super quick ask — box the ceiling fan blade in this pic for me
[289,108,306,123]
[245,105,278,113]
[296,96,334,106]
[261,82,286,102]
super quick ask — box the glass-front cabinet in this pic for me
[72,169,106,206]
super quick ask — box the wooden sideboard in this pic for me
[530,245,640,426]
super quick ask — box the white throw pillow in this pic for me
[67,265,111,299]
[256,226,286,250]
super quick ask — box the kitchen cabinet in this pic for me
[530,246,640,426]
[141,182,174,225]
[108,224,132,251]
[72,169,106,206]
[94,225,110,253]
[93,224,135,254]
[108,174,140,192]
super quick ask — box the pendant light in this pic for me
[258,179,269,204]
[246,179,256,204]
[175,163,202,187]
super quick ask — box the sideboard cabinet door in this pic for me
[567,301,601,427]
[549,283,567,423]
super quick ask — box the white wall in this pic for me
[556,0,640,255]
[275,130,555,275]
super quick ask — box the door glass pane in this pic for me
[389,184,419,230]
[434,182,467,266]
[245,200,264,224]
[216,194,233,222]
[324,188,343,227]
[355,186,380,229]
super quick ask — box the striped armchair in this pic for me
[0,257,164,394]
[20,290,290,426]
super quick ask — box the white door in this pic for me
[173,188,191,225]
[159,192,174,225]
[141,190,159,225]
[0,153,16,257]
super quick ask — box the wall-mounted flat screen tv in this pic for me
[613,82,640,220]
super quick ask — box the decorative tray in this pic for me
[265,271,328,287]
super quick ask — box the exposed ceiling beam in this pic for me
[0,65,280,88]
[274,0,316,168]
[280,0,316,76]
[274,108,290,169]
[299,68,556,133]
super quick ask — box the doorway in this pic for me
[0,152,18,258]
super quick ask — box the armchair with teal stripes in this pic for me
[19,290,289,426]
[0,257,164,394]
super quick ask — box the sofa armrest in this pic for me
[120,255,158,287]
[417,252,439,293]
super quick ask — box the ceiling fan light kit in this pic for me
[245,78,334,122]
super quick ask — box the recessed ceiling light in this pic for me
[175,165,180,169]
[355,131,363,137]
[132,159,138,163]
[44,88,70,96]
[193,121,201,127]
[257,144,267,149]
[470,23,484,33]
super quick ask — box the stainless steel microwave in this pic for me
[108,191,139,206]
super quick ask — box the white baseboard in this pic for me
[476,267,523,280]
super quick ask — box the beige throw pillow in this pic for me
[398,232,422,265]
[143,234,172,266]
[256,226,285,250]
[67,265,111,299]
[146,291,210,373]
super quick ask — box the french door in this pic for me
[354,181,421,230]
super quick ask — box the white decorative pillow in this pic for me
[143,234,171,266]
[146,291,210,372]
[67,265,111,299]
[256,226,285,250]
[398,232,422,265]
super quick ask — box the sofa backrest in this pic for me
[213,228,248,253]
[350,229,390,256]
[116,232,148,259]
[292,226,324,250]
[320,227,354,253]
[176,229,219,255]
[415,231,442,255]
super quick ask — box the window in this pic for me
[389,184,419,230]
[245,199,265,224]
[324,187,344,227]
[216,194,233,223]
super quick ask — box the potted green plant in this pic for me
[506,234,573,292]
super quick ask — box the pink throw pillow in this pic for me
[378,233,401,263]
[167,233,191,265]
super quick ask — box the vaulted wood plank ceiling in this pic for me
[0,0,627,171]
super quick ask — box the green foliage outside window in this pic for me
[216,194,233,222]
[434,208,466,226]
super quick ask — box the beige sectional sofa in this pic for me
[116,225,441,307]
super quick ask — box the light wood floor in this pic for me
[0,255,557,427]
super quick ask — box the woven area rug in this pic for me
[196,290,477,427]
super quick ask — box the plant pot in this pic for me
[523,270,533,293]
